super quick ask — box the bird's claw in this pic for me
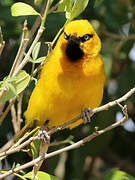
[38,127,50,144]
[81,107,91,124]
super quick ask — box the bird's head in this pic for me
[58,20,101,62]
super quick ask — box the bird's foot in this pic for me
[81,107,91,124]
[38,127,50,144]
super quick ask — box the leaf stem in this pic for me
[31,63,35,78]
[51,19,69,47]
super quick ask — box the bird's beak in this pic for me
[65,35,84,61]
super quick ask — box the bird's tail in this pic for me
[16,121,32,141]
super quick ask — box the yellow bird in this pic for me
[18,20,105,138]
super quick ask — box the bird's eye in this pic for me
[64,32,70,40]
[80,34,94,42]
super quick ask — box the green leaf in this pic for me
[0,70,30,102]
[6,83,19,99]
[56,0,73,17]
[104,169,135,180]
[24,171,61,180]
[33,56,46,64]
[0,76,19,91]
[67,0,89,21]
[6,76,18,82]
[32,42,41,60]
[11,2,40,17]
[94,0,104,7]
[31,140,40,159]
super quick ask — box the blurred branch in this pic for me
[26,2,46,43]
[11,104,17,134]
[0,138,15,153]
[48,2,59,14]
[101,149,135,176]
[0,103,128,179]
[11,93,23,135]
[101,28,135,60]
[0,97,16,125]
[17,93,23,130]
[101,28,135,40]
[0,26,5,56]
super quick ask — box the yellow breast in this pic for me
[25,47,105,129]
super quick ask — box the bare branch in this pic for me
[17,93,23,130]
[11,104,17,134]
[92,87,135,114]
[0,136,37,160]
[9,25,29,77]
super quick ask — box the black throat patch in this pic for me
[65,40,84,61]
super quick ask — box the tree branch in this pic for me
[0,87,134,160]
[0,26,5,56]
[0,103,128,179]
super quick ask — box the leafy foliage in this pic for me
[0,0,135,179]
[0,70,30,102]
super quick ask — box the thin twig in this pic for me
[0,29,28,101]
[0,138,15,153]
[0,97,16,125]
[9,26,29,77]
[11,104,17,134]
[11,93,23,135]
[48,2,59,14]
[0,136,37,160]
[12,27,45,77]
[0,88,7,100]
[17,93,23,131]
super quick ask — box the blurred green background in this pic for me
[0,0,135,179]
